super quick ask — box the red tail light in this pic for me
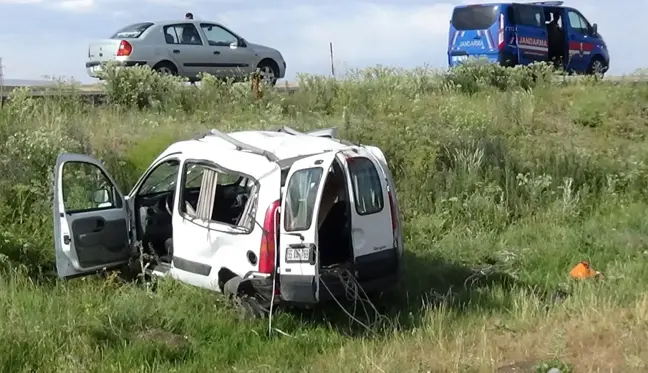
[116,40,132,56]
[388,191,397,230]
[497,13,505,51]
[259,200,281,274]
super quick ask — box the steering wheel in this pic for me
[165,191,175,216]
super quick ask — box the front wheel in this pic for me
[587,58,607,79]
[256,61,279,87]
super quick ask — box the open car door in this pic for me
[339,148,399,281]
[53,153,131,278]
[363,145,404,258]
[512,3,549,65]
[279,151,339,304]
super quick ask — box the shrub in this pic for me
[0,62,647,371]
[97,62,187,108]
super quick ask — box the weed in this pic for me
[1,63,648,372]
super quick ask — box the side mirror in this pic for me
[592,23,598,35]
[229,41,238,49]
[91,189,110,204]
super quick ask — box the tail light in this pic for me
[497,13,505,50]
[387,191,397,231]
[259,200,281,274]
[116,40,132,56]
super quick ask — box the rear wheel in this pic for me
[153,61,178,76]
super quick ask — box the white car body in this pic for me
[52,127,403,307]
[85,20,287,85]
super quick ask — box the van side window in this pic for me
[567,10,590,35]
[347,157,384,215]
[284,167,323,231]
[514,5,543,27]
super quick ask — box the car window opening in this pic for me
[284,158,353,269]
[180,163,256,230]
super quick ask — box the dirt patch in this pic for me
[136,328,189,350]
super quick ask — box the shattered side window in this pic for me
[284,167,323,231]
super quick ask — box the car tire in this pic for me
[586,57,606,79]
[223,276,267,319]
[153,61,178,76]
[256,60,279,87]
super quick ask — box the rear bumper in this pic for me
[279,271,401,305]
[318,271,401,302]
[448,51,501,67]
[280,248,402,305]
[85,60,149,78]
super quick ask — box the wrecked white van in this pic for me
[53,127,404,313]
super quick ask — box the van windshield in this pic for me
[451,5,499,30]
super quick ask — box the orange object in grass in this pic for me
[569,261,601,279]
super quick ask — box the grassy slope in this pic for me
[1,65,648,372]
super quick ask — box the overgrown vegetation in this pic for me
[1,61,648,372]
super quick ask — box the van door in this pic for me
[279,151,339,304]
[363,146,404,258]
[512,4,549,64]
[564,8,597,73]
[448,5,500,65]
[53,153,132,279]
[340,149,398,281]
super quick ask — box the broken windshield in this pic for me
[138,160,180,195]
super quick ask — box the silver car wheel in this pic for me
[258,66,276,85]
[157,66,175,75]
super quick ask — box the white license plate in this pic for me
[453,55,469,62]
[285,247,310,262]
[91,65,103,73]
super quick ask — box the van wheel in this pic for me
[587,57,606,79]
[223,276,268,319]
[153,61,178,76]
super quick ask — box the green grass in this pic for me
[1,62,648,372]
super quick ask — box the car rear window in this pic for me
[347,157,384,215]
[111,22,154,39]
[284,167,323,231]
[451,5,499,30]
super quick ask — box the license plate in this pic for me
[91,65,103,73]
[285,247,310,262]
[452,55,468,62]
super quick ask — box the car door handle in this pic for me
[173,49,180,54]
[213,51,220,55]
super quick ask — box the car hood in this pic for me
[246,42,278,54]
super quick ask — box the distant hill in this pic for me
[2,79,59,87]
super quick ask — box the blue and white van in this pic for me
[447,1,609,75]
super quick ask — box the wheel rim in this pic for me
[591,61,605,77]
[157,66,174,75]
[258,66,276,85]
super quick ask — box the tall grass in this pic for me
[1,62,648,372]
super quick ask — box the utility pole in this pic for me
[0,57,4,107]
[329,42,335,78]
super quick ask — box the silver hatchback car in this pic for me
[86,20,287,86]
